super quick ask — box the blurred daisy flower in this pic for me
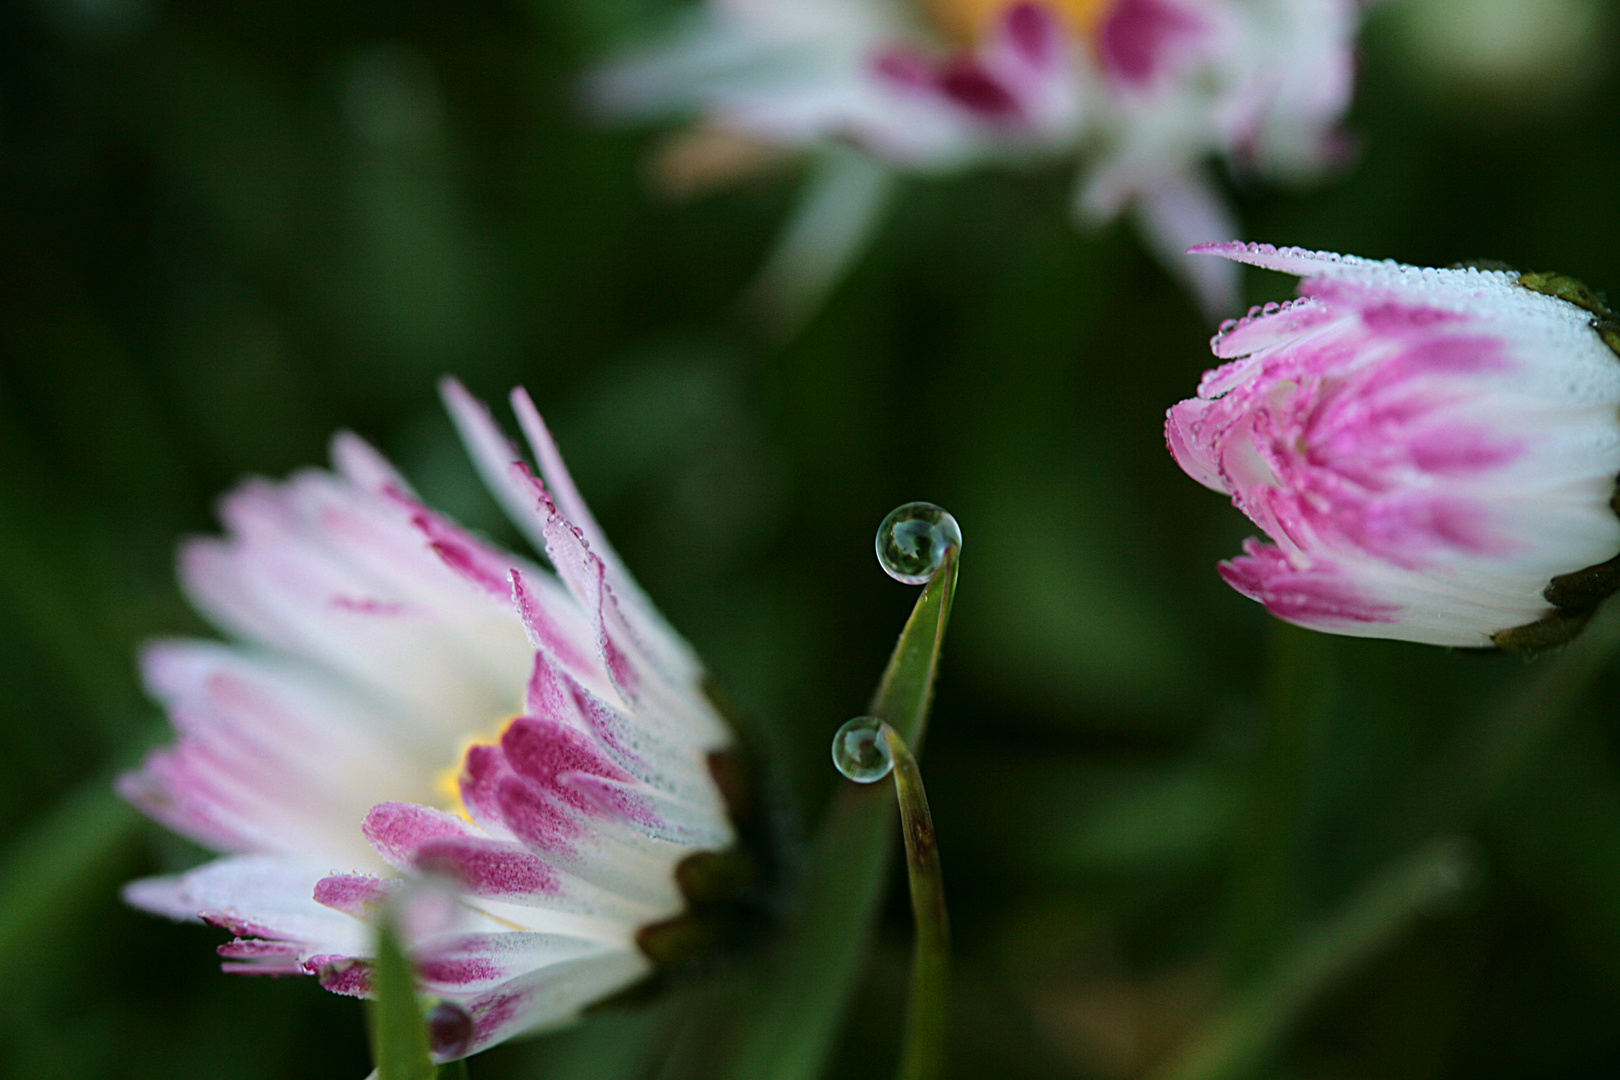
[1167,243,1620,650]
[592,0,1362,319]
[120,379,744,1061]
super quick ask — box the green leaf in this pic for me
[720,550,958,1080]
[370,913,436,1080]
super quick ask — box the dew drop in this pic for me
[426,999,476,1060]
[831,717,894,783]
[875,502,962,585]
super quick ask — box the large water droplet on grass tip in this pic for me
[875,502,961,584]
[427,999,476,1059]
[832,717,893,783]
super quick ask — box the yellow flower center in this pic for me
[434,715,520,821]
[923,0,1116,47]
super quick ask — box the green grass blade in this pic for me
[370,913,436,1080]
[884,726,950,1080]
[870,548,958,749]
[720,550,959,1080]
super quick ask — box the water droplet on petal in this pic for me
[875,502,961,584]
[427,999,476,1059]
[832,717,894,783]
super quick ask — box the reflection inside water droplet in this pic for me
[832,717,894,783]
[426,999,476,1060]
[875,502,961,585]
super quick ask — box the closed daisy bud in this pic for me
[120,379,752,1060]
[1165,242,1620,650]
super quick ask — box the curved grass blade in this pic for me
[720,549,958,1080]
[884,725,950,1080]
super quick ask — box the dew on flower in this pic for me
[876,502,962,585]
[426,1000,476,1059]
[1166,242,1620,651]
[118,380,743,1061]
[831,717,894,783]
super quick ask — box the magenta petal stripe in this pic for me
[120,380,738,1060]
[1168,244,1620,648]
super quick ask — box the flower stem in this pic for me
[1225,622,1333,979]
[883,724,951,1080]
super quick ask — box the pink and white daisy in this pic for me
[120,379,738,1060]
[592,0,1363,314]
[1166,243,1620,649]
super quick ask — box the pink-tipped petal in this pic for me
[1100,0,1208,88]
[363,802,483,869]
[126,379,737,1057]
[455,950,651,1057]
[411,837,564,900]
[1169,245,1620,646]
[313,874,396,919]
[414,932,610,993]
[124,854,370,956]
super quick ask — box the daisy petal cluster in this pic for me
[592,0,1362,312]
[120,379,737,1060]
[1167,243,1620,649]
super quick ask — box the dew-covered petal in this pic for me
[454,949,652,1058]
[124,854,370,958]
[1171,245,1620,646]
[414,931,616,994]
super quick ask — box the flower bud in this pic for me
[1166,243,1620,650]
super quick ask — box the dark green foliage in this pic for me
[7,2,1620,1079]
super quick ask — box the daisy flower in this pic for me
[121,379,741,1060]
[1167,243,1620,648]
[593,0,1363,314]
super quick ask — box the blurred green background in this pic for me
[5,0,1620,1076]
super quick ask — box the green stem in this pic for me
[883,724,951,1080]
[1225,622,1332,979]
[719,548,958,1080]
